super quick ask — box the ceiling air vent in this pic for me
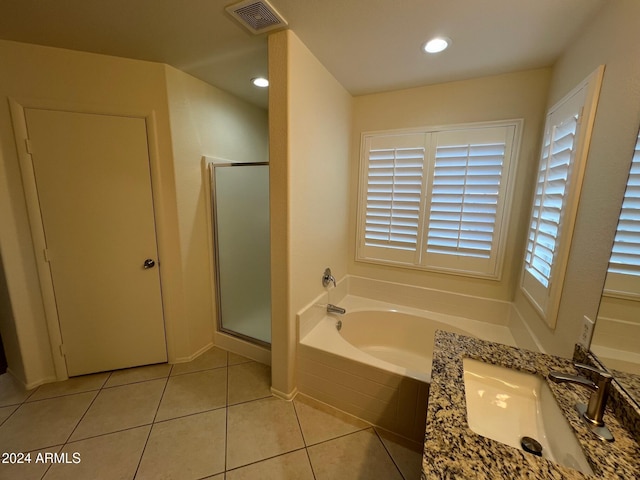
[225,0,288,34]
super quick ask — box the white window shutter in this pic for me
[422,125,517,277]
[604,132,640,299]
[521,65,604,327]
[525,114,579,287]
[365,145,425,251]
[357,122,520,277]
[358,133,428,265]
[427,133,507,259]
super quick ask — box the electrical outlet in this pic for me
[578,315,595,347]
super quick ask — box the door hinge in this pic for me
[25,138,33,154]
[43,248,51,263]
[59,344,66,356]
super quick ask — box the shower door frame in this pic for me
[209,160,271,349]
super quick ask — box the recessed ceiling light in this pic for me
[251,77,269,88]
[423,37,451,54]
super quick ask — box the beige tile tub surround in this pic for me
[0,345,421,479]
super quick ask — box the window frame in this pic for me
[356,119,523,280]
[520,66,604,328]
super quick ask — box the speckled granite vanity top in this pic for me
[422,331,640,479]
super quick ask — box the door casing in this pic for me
[10,98,171,381]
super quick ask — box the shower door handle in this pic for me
[143,259,156,269]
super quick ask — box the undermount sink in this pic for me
[463,358,594,475]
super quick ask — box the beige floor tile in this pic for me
[0,373,33,407]
[43,426,150,480]
[155,368,227,422]
[226,397,305,469]
[227,361,271,405]
[200,475,224,480]
[104,363,172,388]
[228,352,252,366]
[0,404,17,425]
[69,379,165,441]
[375,427,424,480]
[307,429,403,480]
[0,392,96,453]
[171,347,227,376]
[293,394,369,445]
[136,409,226,479]
[28,373,110,402]
[226,449,314,480]
[0,445,63,480]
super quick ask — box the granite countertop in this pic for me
[422,331,640,479]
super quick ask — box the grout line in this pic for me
[224,352,229,474]
[0,404,20,427]
[132,371,172,478]
[38,443,64,480]
[223,447,309,475]
[291,399,318,479]
[62,389,101,444]
[373,427,406,479]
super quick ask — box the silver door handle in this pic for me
[143,259,156,269]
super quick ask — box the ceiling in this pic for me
[0,0,605,109]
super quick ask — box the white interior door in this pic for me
[25,108,167,376]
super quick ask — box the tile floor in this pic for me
[0,347,423,480]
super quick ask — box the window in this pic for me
[521,66,604,327]
[357,120,522,279]
[604,130,640,299]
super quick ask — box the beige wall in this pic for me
[0,40,182,385]
[350,69,551,301]
[164,66,268,358]
[0,40,266,386]
[513,0,640,357]
[269,31,352,396]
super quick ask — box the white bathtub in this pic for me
[297,294,517,441]
[300,295,516,383]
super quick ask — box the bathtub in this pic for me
[297,293,517,441]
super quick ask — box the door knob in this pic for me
[143,259,156,269]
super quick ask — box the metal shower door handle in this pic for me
[143,258,156,269]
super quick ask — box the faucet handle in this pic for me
[322,267,337,288]
[574,363,613,381]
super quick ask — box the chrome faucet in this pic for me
[326,304,346,315]
[548,363,614,441]
[322,267,336,288]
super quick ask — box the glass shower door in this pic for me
[211,162,271,345]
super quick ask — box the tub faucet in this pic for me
[327,304,346,315]
[548,363,614,441]
[322,267,336,288]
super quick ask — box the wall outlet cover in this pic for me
[578,315,595,348]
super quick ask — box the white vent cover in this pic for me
[225,0,288,34]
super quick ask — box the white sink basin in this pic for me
[463,358,593,475]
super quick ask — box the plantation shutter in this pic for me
[426,128,510,258]
[423,126,516,276]
[357,120,522,278]
[360,133,427,264]
[525,113,579,287]
[521,66,603,328]
[605,131,640,298]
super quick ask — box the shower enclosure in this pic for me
[209,160,271,347]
